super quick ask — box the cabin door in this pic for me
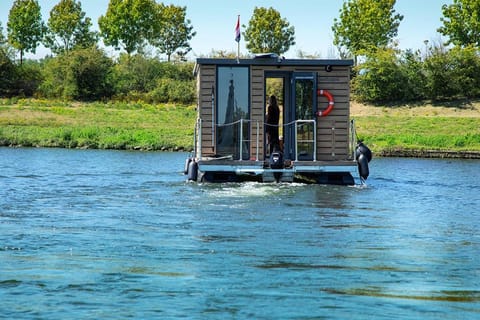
[284,73,317,161]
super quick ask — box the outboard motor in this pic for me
[269,152,283,169]
[269,151,284,182]
[355,142,372,181]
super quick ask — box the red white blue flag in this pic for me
[235,16,241,42]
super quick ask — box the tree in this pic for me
[332,0,403,65]
[7,0,46,64]
[40,47,113,100]
[98,0,157,55]
[44,0,98,54]
[423,46,457,99]
[0,22,5,45]
[151,4,196,62]
[438,0,480,47]
[243,7,295,55]
[352,48,406,102]
[0,38,16,96]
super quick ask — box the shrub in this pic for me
[147,78,195,104]
[15,60,43,97]
[111,54,163,95]
[423,47,457,100]
[398,49,427,101]
[352,48,408,102]
[0,48,16,96]
[40,47,113,100]
[448,45,480,98]
[110,54,195,104]
[0,48,43,97]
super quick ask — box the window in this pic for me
[216,66,250,159]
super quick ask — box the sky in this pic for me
[0,0,453,60]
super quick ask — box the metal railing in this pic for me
[195,118,318,161]
[292,119,316,161]
[350,119,358,160]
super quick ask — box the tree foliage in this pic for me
[110,54,195,103]
[243,6,295,55]
[152,4,196,62]
[111,53,163,94]
[0,22,5,44]
[45,0,98,54]
[353,48,407,102]
[40,47,113,100]
[352,44,480,103]
[438,0,480,47]
[332,0,403,64]
[7,0,46,64]
[98,0,158,54]
[0,48,16,96]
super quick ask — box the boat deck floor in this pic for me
[196,158,359,184]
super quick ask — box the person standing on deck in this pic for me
[266,95,280,155]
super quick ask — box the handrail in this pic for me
[292,119,316,161]
[216,119,260,161]
[194,117,202,158]
[198,118,319,162]
[350,119,357,160]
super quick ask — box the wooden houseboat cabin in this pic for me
[185,54,371,185]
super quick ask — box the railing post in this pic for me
[239,119,243,161]
[256,120,259,161]
[211,86,215,152]
[331,125,336,158]
[295,121,298,161]
[199,118,202,158]
[350,119,356,160]
[313,119,317,161]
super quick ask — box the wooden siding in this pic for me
[197,65,215,156]
[316,66,351,160]
[251,66,265,159]
[196,62,352,161]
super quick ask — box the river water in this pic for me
[1,148,479,319]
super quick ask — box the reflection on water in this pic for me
[0,149,479,319]
[323,287,480,302]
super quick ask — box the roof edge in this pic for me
[195,57,354,67]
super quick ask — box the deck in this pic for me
[197,158,359,184]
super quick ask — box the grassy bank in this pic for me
[0,99,196,151]
[351,101,480,156]
[1,98,480,157]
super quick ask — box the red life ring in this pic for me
[316,89,334,117]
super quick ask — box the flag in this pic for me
[235,16,241,43]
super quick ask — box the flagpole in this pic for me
[236,15,240,63]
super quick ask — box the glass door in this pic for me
[284,73,317,161]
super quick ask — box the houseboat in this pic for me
[185,54,371,185]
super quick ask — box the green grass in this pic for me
[355,115,480,153]
[1,98,480,155]
[0,99,196,151]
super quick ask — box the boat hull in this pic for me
[187,159,359,185]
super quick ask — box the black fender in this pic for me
[355,142,372,181]
[187,160,198,181]
[184,157,192,175]
[357,153,369,180]
[355,142,372,162]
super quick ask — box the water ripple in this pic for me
[1,150,479,319]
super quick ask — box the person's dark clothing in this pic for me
[266,97,280,154]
